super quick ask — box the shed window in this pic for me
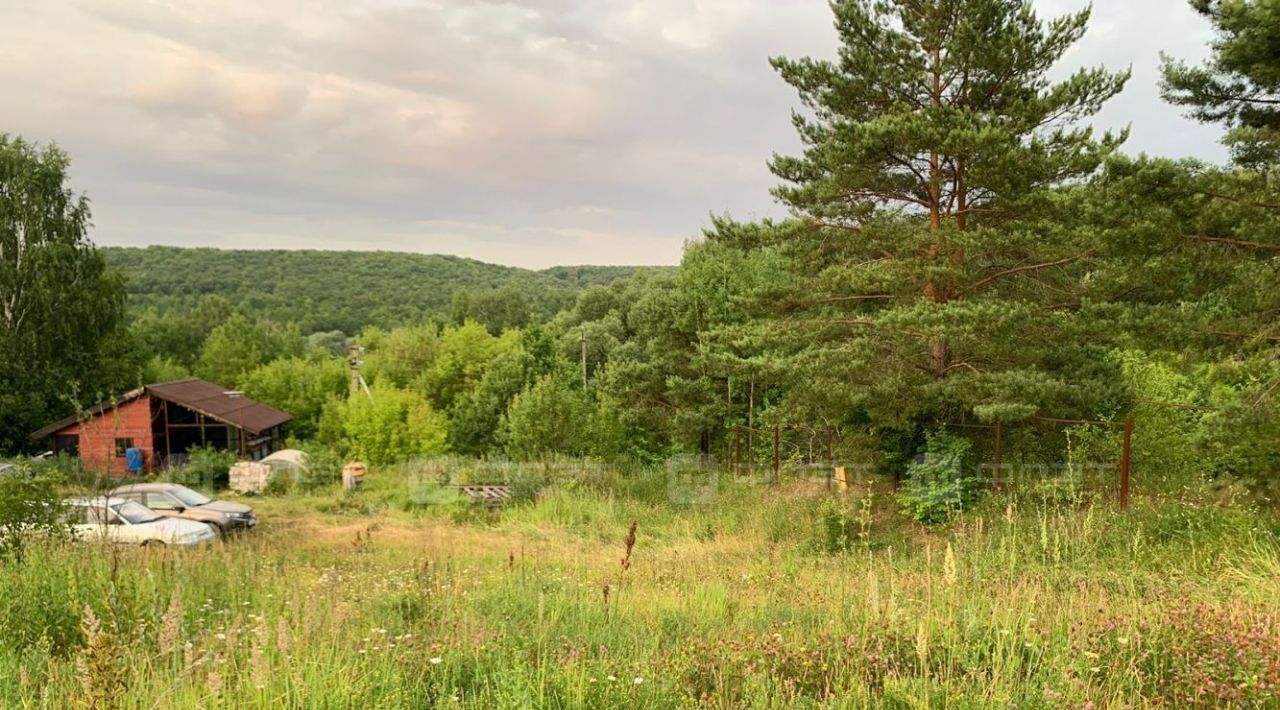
[114,438,134,457]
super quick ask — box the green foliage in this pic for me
[360,324,438,389]
[140,355,188,384]
[196,312,305,388]
[261,443,344,495]
[167,445,237,490]
[1162,0,1280,165]
[500,375,604,460]
[731,0,1131,447]
[129,295,233,368]
[305,330,349,358]
[0,135,129,452]
[322,384,448,465]
[450,286,530,335]
[448,349,542,455]
[897,431,980,524]
[815,497,854,554]
[104,246,657,334]
[417,322,520,411]
[0,468,68,562]
[241,355,348,440]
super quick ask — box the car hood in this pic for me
[142,516,214,537]
[198,500,253,515]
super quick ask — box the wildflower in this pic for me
[634,677,643,685]
[206,670,223,697]
[214,633,226,641]
[430,657,443,665]
[358,649,367,655]
[607,675,617,682]
[158,590,183,656]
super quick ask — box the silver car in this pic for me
[64,496,217,547]
[111,483,257,535]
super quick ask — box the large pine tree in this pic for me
[1162,0,1280,167]
[714,0,1130,435]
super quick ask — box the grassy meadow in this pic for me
[1,462,1278,708]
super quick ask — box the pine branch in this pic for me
[1184,235,1280,252]
[943,361,981,375]
[810,220,863,233]
[971,250,1096,291]
[1197,191,1280,212]
[815,295,896,304]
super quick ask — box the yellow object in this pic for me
[342,462,367,491]
[834,466,849,493]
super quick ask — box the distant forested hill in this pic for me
[103,246,660,333]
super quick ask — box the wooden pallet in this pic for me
[450,485,514,508]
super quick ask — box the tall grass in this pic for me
[2,461,1277,707]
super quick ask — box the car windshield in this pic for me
[112,501,162,525]
[169,486,211,507]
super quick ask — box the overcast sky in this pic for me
[2,0,1227,268]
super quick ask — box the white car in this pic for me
[64,496,217,547]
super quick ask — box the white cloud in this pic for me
[0,0,1229,268]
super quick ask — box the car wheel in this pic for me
[141,539,167,548]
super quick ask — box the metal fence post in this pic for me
[733,427,741,475]
[773,426,780,484]
[1120,416,1133,509]
[993,422,1003,491]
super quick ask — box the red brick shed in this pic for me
[31,378,292,476]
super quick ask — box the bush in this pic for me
[897,430,980,524]
[815,497,853,554]
[167,445,237,490]
[0,467,70,562]
[263,445,345,495]
[29,453,95,489]
[319,384,449,465]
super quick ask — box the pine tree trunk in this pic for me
[927,44,949,376]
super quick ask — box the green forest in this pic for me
[2,0,1278,508]
[104,246,652,333]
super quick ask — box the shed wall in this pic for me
[55,396,155,475]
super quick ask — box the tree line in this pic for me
[1,0,1277,501]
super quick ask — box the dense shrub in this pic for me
[167,445,237,490]
[897,431,980,524]
[0,467,69,562]
[319,384,448,465]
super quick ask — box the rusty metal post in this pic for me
[993,422,1003,491]
[1119,415,1133,509]
[772,426,780,484]
[733,427,742,475]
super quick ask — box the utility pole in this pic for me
[348,345,372,400]
[579,328,588,389]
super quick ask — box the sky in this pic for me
[1,0,1228,269]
